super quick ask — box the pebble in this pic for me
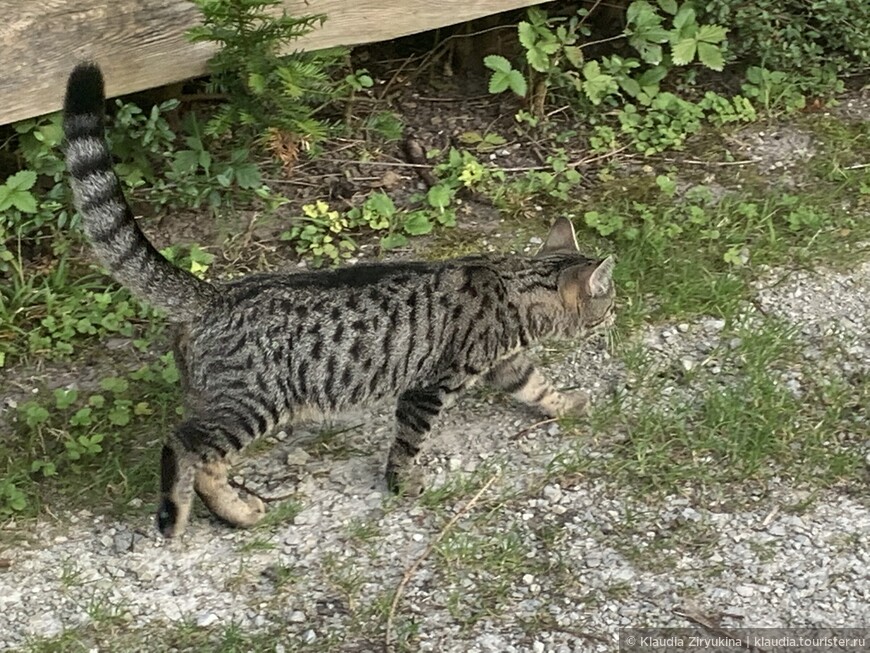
[285,448,310,466]
[767,523,787,537]
[196,612,219,628]
[542,485,562,503]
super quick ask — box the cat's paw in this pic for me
[559,390,591,418]
[203,490,266,528]
[237,494,267,527]
[385,466,426,497]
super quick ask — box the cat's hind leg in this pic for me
[157,412,266,537]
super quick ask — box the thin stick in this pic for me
[319,145,628,174]
[672,606,769,653]
[228,478,296,503]
[631,155,759,167]
[384,471,500,652]
[510,418,558,440]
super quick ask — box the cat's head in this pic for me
[537,217,616,331]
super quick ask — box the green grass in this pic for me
[554,316,867,495]
[17,620,337,653]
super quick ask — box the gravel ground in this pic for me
[1,251,868,652]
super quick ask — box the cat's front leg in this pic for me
[484,353,589,418]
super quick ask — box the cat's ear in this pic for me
[558,255,615,306]
[586,255,615,297]
[538,217,579,255]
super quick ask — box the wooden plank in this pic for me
[0,0,547,126]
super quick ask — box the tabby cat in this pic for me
[62,62,616,538]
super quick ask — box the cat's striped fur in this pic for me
[63,62,616,538]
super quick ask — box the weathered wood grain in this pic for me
[0,0,547,126]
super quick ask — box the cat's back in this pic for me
[182,257,511,408]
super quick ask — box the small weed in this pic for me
[435,520,537,627]
[257,499,303,529]
[237,535,277,553]
[321,552,367,613]
[1,355,179,517]
[346,518,380,545]
[280,190,457,266]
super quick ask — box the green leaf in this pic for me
[367,192,396,217]
[6,170,37,191]
[233,163,262,189]
[54,388,78,409]
[626,0,653,25]
[483,54,512,74]
[507,70,528,96]
[672,5,696,30]
[697,24,728,44]
[172,149,201,174]
[24,404,49,427]
[11,192,37,214]
[436,209,456,227]
[247,72,266,94]
[638,66,668,86]
[672,39,697,65]
[380,233,408,250]
[70,407,93,426]
[657,0,678,14]
[100,377,129,394]
[526,48,550,73]
[403,213,433,236]
[161,363,180,384]
[697,42,725,71]
[563,46,583,68]
[109,407,131,426]
[619,77,642,97]
[427,184,452,210]
[488,72,510,95]
[518,22,537,51]
[583,60,602,80]
[581,61,617,104]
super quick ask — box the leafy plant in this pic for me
[486,2,728,113]
[188,0,347,143]
[700,0,868,94]
[741,67,807,115]
[282,200,357,265]
[483,55,527,96]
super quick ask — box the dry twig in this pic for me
[384,471,501,652]
[672,606,769,653]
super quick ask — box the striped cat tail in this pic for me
[62,62,218,322]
